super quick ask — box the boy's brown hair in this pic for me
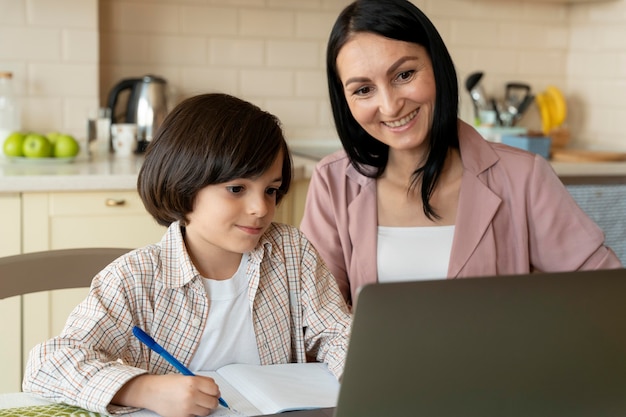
[138,93,292,227]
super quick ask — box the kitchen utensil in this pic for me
[106,75,168,153]
[490,98,502,126]
[510,94,535,126]
[465,72,488,123]
[505,82,531,114]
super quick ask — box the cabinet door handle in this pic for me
[105,198,126,207]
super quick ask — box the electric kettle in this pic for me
[106,75,168,152]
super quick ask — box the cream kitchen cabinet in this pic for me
[0,180,310,393]
[0,194,23,393]
[287,178,310,227]
[274,178,310,227]
[0,190,166,393]
[20,190,167,378]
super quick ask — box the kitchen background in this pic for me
[1,0,625,151]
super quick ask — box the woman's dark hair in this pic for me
[327,0,459,220]
[138,93,292,227]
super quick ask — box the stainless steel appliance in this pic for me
[106,75,168,152]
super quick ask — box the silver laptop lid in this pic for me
[335,269,626,417]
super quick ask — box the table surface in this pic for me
[0,393,334,417]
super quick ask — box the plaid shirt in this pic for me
[23,222,351,415]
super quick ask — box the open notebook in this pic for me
[0,364,338,417]
[333,268,626,417]
[135,362,339,417]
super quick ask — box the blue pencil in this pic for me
[132,326,230,409]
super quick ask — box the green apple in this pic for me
[22,133,52,158]
[53,134,80,158]
[3,131,26,157]
[46,132,62,145]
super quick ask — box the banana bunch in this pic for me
[535,86,567,135]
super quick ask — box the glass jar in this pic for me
[0,71,21,143]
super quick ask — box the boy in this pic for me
[23,94,351,417]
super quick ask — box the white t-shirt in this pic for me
[377,225,455,283]
[188,253,261,372]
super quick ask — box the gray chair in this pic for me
[0,247,132,299]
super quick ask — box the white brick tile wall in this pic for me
[28,0,97,29]
[101,33,150,64]
[240,69,293,97]
[239,10,295,37]
[181,67,239,96]
[269,0,322,10]
[210,39,264,67]
[29,64,98,97]
[295,71,327,98]
[0,0,26,24]
[2,0,625,149]
[295,11,338,39]
[108,2,180,34]
[24,97,64,133]
[0,0,98,139]
[265,99,319,127]
[0,28,61,61]
[146,35,207,65]
[63,30,99,63]
[266,40,320,68]
[65,98,98,131]
[181,6,239,36]
[209,0,265,6]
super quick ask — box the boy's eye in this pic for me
[226,185,244,194]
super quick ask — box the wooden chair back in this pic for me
[0,248,131,299]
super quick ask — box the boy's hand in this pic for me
[112,374,222,417]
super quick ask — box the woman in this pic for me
[300,0,621,307]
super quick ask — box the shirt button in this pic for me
[192,318,201,327]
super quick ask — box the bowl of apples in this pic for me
[2,131,80,164]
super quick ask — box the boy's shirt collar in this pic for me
[158,221,274,289]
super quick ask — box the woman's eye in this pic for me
[354,85,373,96]
[396,70,415,82]
[266,187,279,196]
[226,185,244,194]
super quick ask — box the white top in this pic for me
[188,253,261,372]
[377,225,455,283]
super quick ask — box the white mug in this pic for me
[111,123,137,157]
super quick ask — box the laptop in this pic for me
[261,269,626,417]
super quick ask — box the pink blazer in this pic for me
[300,121,622,305]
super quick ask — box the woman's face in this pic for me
[336,32,436,154]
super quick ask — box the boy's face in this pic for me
[184,151,284,271]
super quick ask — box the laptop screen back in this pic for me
[335,269,626,417]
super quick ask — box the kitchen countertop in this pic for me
[290,144,626,184]
[0,154,309,193]
[1,149,626,193]
[0,154,145,192]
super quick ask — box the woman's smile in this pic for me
[383,108,419,129]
